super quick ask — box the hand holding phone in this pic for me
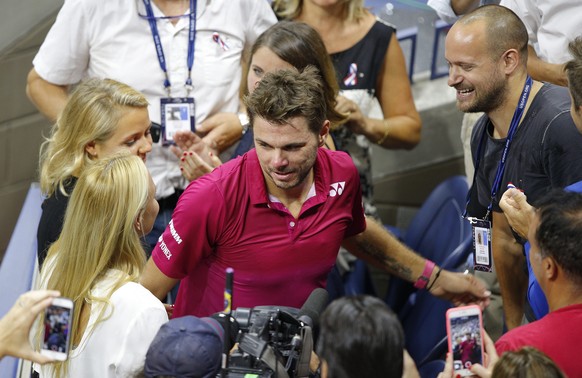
[446,305,484,377]
[41,297,74,361]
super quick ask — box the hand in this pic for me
[170,131,222,181]
[335,95,366,134]
[437,352,454,378]
[197,113,243,153]
[0,290,61,363]
[178,150,221,181]
[171,130,210,157]
[499,188,534,239]
[429,270,491,309]
[470,331,498,378]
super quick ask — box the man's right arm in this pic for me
[26,68,69,122]
[140,258,179,301]
[491,211,527,330]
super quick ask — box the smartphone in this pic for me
[446,305,484,377]
[41,297,74,361]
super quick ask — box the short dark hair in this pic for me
[535,189,582,284]
[459,5,528,62]
[566,36,582,110]
[317,295,404,378]
[244,66,327,135]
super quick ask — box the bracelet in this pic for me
[376,120,390,145]
[426,267,442,292]
[413,260,436,289]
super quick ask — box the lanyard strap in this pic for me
[463,76,533,220]
[142,0,196,97]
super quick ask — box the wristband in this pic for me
[414,260,436,289]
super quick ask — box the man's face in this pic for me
[253,116,326,195]
[528,213,545,287]
[445,22,507,114]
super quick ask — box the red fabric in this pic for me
[495,303,582,377]
[152,148,366,317]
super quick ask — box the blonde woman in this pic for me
[37,78,153,267]
[273,0,421,219]
[36,154,167,377]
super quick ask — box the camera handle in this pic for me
[295,326,313,378]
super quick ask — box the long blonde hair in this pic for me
[272,0,366,22]
[39,78,148,197]
[41,154,150,376]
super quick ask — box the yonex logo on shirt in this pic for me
[329,181,346,197]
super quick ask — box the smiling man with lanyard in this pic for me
[445,5,582,331]
[27,0,277,253]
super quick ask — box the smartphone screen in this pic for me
[446,306,483,377]
[41,297,74,361]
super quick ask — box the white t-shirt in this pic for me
[500,0,581,63]
[33,0,277,198]
[37,268,168,377]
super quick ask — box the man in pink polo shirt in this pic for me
[141,67,490,318]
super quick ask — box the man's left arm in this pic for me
[342,218,490,307]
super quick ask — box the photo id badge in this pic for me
[161,97,195,145]
[468,218,493,272]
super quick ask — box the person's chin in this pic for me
[271,173,298,189]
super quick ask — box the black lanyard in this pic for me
[142,0,197,97]
[463,76,533,220]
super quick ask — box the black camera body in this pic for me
[220,306,312,378]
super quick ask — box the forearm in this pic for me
[526,45,568,87]
[359,114,421,150]
[343,219,424,282]
[492,212,527,330]
[26,68,69,122]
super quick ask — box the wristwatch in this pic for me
[238,112,250,135]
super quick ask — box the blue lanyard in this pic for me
[463,76,533,220]
[142,0,196,97]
